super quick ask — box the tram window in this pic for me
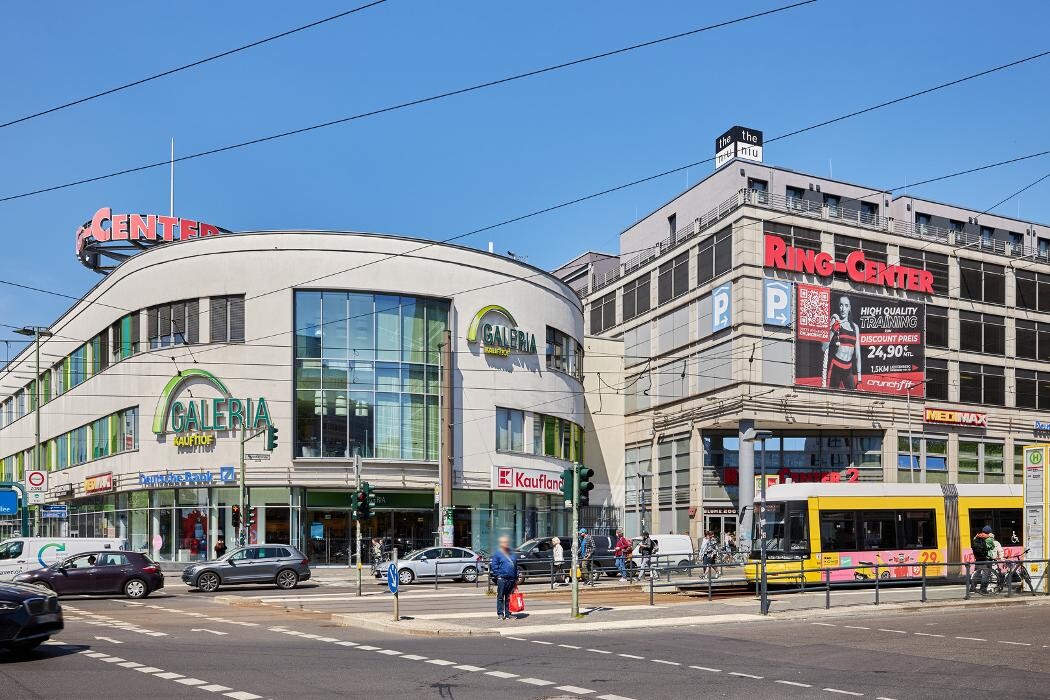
[820,511,857,552]
[999,509,1022,546]
[900,510,937,548]
[968,509,994,540]
[859,511,896,550]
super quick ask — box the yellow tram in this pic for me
[745,483,1021,584]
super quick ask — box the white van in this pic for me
[631,534,696,567]
[0,538,127,579]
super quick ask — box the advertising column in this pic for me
[1023,445,1048,590]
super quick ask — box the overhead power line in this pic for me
[0,1,391,130]
[0,1,818,203]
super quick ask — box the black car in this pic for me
[515,535,617,584]
[15,551,164,599]
[0,581,63,653]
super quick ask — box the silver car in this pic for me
[181,545,311,592]
[390,547,482,585]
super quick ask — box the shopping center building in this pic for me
[561,126,1050,544]
[0,213,586,562]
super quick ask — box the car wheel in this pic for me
[462,566,478,583]
[516,570,527,586]
[276,569,299,590]
[196,572,221,593]
[398,568,415,585]
[124,578,149,599]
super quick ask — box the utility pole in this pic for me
[354,450,363,597]
[570,464,580,617]
[15,326,52,536]
[239,425,268,546]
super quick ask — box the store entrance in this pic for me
[704,514,738,547]
[305,510,351,564]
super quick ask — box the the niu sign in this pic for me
[493,466,564,494]
[466,305,537,357]
[764,234,935,294]
[152,369,270,437]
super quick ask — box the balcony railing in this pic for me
[585,188,1050,296]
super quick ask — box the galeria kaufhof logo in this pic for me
[466,305,537,357]
[152,368,270,437]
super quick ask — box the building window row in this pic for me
[589,292,616,334]
[0,406,138,476]
[496,407,583,461]
[0,296,244,431]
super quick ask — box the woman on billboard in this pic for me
[822,295,861,390]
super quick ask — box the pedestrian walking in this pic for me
[637,531,657,580]
[699,531,717,576]
[613,529,632,583]
[214,535,227,559]
[969,525,994,595]
[551,537,565,586]
[579,528,595,585]
[490,535,519,620]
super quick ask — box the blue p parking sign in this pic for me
[387,563,399,594]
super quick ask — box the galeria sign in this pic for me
[466,305,537,357]
[75,207,225,255]
[764,234,935,294]
[152,369,270,436]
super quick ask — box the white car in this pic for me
[389,547,483,585]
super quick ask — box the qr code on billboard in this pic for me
[798,286,830,329]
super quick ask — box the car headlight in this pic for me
[0,601,22,613]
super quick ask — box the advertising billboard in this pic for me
[794,284,924,397]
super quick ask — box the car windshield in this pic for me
[517,540,540,553]
[403,549,436,561]
[0,541,23,560]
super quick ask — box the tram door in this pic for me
[704,514,737,546]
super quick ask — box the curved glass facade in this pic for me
[294,291,449,460]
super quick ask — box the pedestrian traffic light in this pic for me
[351,489,367,520]
[247,507,257,529]
[560,468,574,506]
[231,505,241,529]
[361,482,376,518]
[265,425,279,451]
[576,465,594,507]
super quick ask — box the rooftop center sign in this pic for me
[75,207,229,273]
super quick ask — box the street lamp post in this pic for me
[634,470,652,533]
[905,379,928,484]
[15,326,53,536]
[743,428,774,616]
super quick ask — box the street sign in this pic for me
[245,453,271,461]
[0,490,17,516]
[27,492,45,505]
[386,563,399,594]
[41,505,68,519]
[26,470,47,492]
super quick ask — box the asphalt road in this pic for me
[3,580,1049,699]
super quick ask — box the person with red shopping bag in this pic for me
[490,535,519,621]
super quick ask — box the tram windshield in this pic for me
[752,500,809,558]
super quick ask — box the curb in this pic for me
[331,612,498,637]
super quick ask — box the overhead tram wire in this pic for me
[0,1,819,204]
[0,1,391,130]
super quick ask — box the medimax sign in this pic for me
[152,369,270,437]
[75,207,228,256]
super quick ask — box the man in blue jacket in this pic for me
[490,535,518,620]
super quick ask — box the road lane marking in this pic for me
[199,685,232,692]
[998,641,1031,646]
[426,659,457,666]
[777,681,813,687]
[357,645,380,651]
[955,637,987,641]
[505,636,526,641]
[83,652,109,658]
[317,637,339,642]
[100,657,126,663]
[597,694,638,700]
[224,693,262,700]
[135,667,164,673]
[455,665,486,672]
[485,671,518,679]
[117,661,144,668]
[558,644,581,649]
[690,665,722,672]
[730,672,763,679]
[190,628,228,636]
[519,678,555,686]
[401,654,427,660]
[531,640,554,645]
[812,622,837,627]
[175,678,208,686]
[877,629,907,634]
[652,659,680,666]
[154,672,185,680]
[913,633,944,637]
[618,653,643,659]
[843,625,870,630]
[824,689,863,696]
[557,685,595,694]
[376,649,401,655]
[587,648,612,654]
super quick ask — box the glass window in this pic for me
[658,252,689,304]
[926,306,948,349]
[622,273,651,321]
[401,298,426,364]
[901,511,937,548]
[820,511,857,552]
[589,293,615,334]
[322,292,349,359]
[859,512,896,550]
[926,360,948,401]
[496,408,524,453]
[295,292,322,359]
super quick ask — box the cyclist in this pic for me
[969,525,994,595]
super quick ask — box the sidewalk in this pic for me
[215,577,1050,637]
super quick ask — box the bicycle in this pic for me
[1000,548,1034,593]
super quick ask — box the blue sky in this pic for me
[2,1,1049,358]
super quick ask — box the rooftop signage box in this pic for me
[764,234,935,294]
[75,207,229,273]
[714,125,763,169]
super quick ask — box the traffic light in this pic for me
[351,489,366,520]
[265,425,279,451]
[231,505,241,529]
[361,482,376,519]
[247,507,257,529]
[560,468,574,506]
[576,465,594,507]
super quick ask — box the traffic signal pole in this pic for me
[570,464,580,618]
[354,451,362,598]
[239,426,269,546]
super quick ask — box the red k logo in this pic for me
[497,467,512,488]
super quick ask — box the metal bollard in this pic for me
[435,559,439,590]
[921,562,927,603]
[964,562,971,600]
[649,572,654,606]
[800,558,806,593]
[550,560,555,591]
[825,568,831,610]
[707,568,713,602]
[1006,562,1013,598]
[874,562,880,606]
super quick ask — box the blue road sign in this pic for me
[712,282,732,332]
[387,563,399,594]
[41,505,68,519]
[220,466,236,483]
[0,490,17,516]
[763,278,793,327]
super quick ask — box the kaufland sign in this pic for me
[493,466,564,494]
